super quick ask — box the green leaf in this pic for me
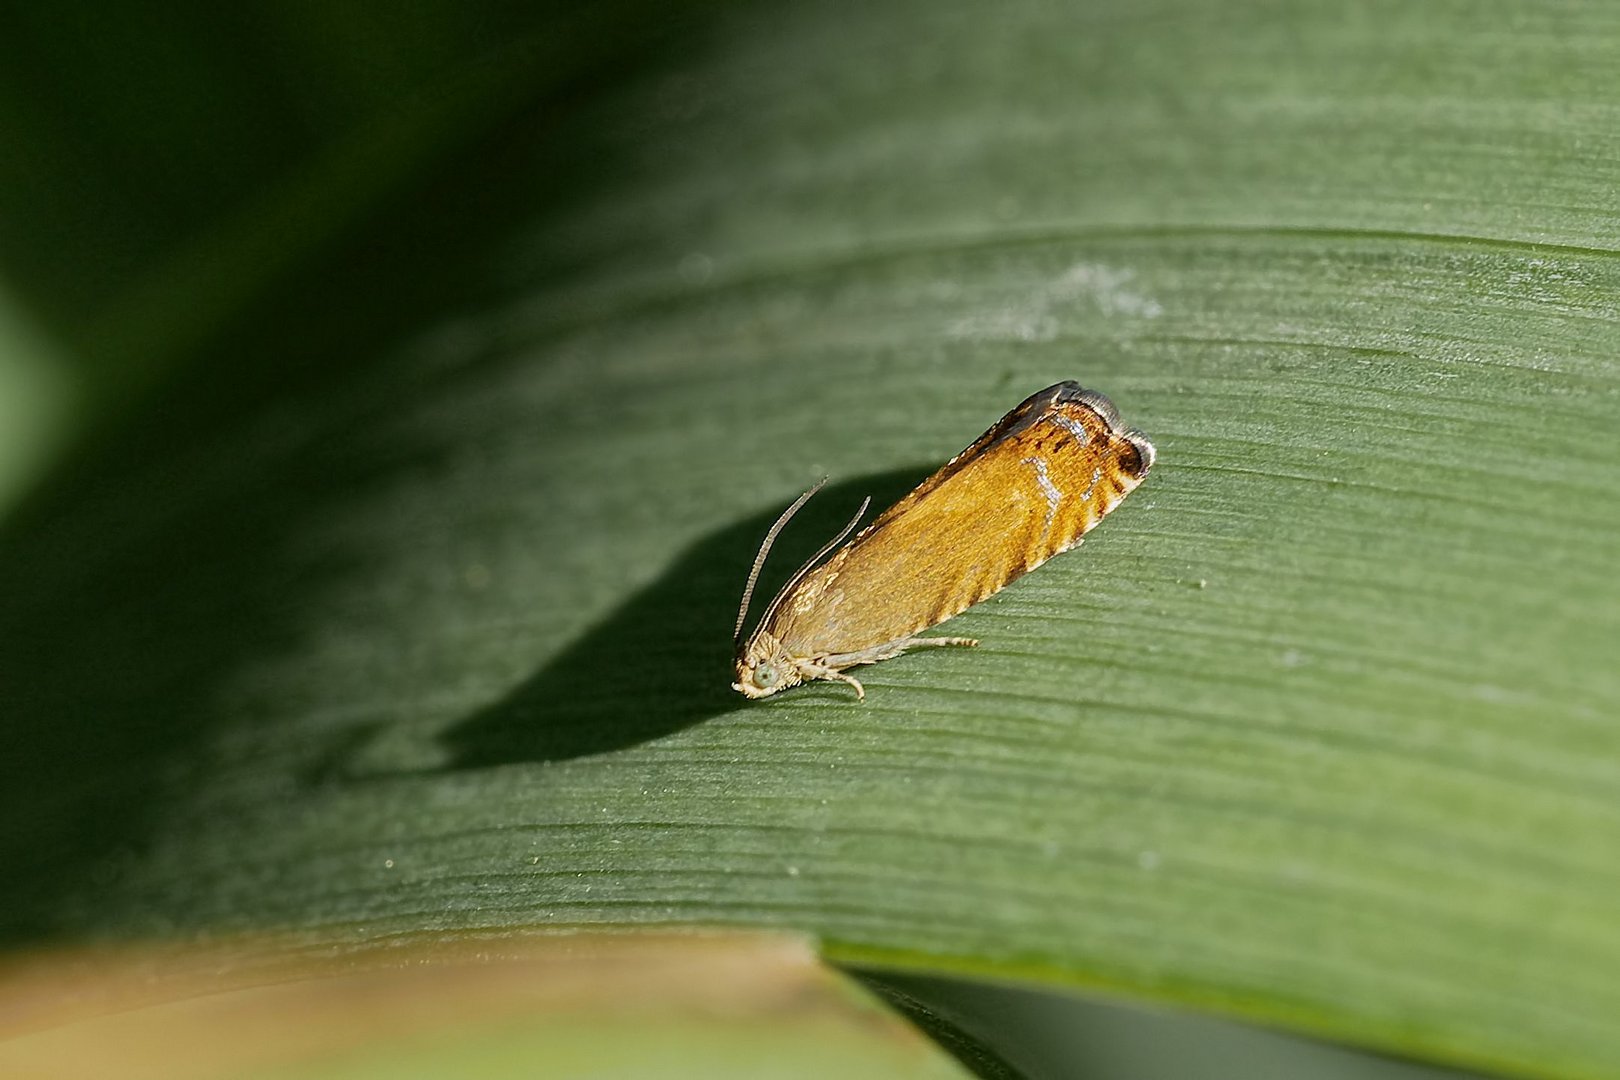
[0,933,977,1080]
[0,287,76,515]
[3,3,1618,1079]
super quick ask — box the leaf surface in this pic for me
[2,3,1617,1077]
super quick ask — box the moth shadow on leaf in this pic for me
[440,468,930,768]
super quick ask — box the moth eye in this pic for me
[753,663,777,688]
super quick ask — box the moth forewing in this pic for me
[732,382,1154,700]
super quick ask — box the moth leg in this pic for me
[798,637,976,701]
[890,635,979,651]
[824,669,866,701]
[793,660,866,701]
[822,636,979,669]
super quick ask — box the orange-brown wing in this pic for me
[766,382,1154,658]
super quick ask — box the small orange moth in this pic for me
[732,381,1155,700]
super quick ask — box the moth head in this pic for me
[732,631,801,699]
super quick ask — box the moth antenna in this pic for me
[735,478,829,644]
[750,492,871,647]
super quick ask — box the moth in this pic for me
[732,381,1155,700]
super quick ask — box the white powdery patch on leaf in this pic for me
[949,261,1164,342]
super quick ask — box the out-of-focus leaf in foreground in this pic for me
[2,2,1618,1079]
[0,933,974,1080]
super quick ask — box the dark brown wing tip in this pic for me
[1124,430,1157,477]
[1056,383,1125,431]
[1053,383,1155,477]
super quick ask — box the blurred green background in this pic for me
[3,3,1616,1078]
[0,1,679,508]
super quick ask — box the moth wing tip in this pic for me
[1126,430,1157,475]
[1053,383,1155,474]
[1059,384,1125,430]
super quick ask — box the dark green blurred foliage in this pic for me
[2,7,514,316]
[0,2,706,416]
